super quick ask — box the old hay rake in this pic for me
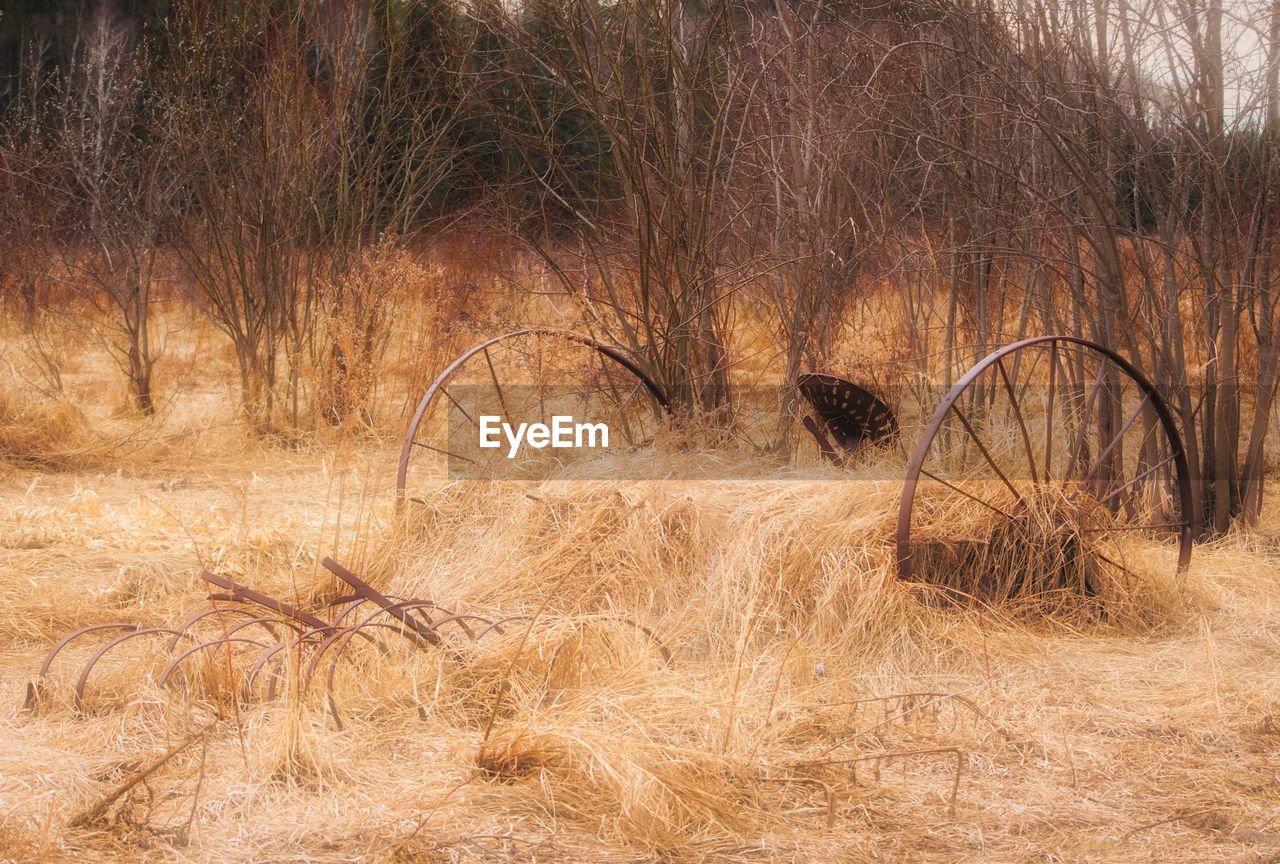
[25,556,670,726]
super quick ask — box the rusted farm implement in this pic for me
[27,558,534,727]
[28,329,1193,718]
[401,329,1195,597]
[26,554,671,723]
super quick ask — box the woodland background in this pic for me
[2,0,1279,530]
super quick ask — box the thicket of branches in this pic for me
[2,0,1279,533]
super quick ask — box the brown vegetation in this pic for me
[2,0,1280,861]
[1,239,1278,862]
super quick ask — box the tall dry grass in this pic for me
[1,247,1278,863]
[8,431,1266,862]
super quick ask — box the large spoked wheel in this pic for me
[897,336,1194,601]
[397,329,668,504]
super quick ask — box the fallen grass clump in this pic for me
[0,387,95,469]
[477,720,762,856]
[906,486,1186,628]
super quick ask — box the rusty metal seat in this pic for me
[796,373,899,459]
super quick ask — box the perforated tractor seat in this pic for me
[796,373,899,459]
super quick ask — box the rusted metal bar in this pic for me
[202,571,332,631]
[320,557,441,646]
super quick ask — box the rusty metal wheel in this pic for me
[398,329,667,503]
[897,336,1194,600]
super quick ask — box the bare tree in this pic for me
[50,8,174,414]
[310,0,476,426]
[158,0,331,432]
[490,0,750,420]
[735,2,903,446]
[157,0,474,431]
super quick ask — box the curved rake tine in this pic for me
[331,601,458,657]
[330,599,373,627]
[243,642,290,703]
[472,615,532,641]
[467,614,673,663]
[242,627,337,703]
[325,599,405,652]
[318,620,444,731]
[337,601,453,642]
[390,597,449,629]
[300,609,440,730]
[332,596,447,630]
[74,628,182,711]
[304,608,436,690]
[26,623,142,712]
[321,557,440,646]
[386,601,455,628]
[157,636,270,689]
[166,607,276,652]
[594,615,674,665]
[37,623,142,680]
[424,613,494,642]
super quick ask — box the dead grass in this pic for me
[0,387,95,470]
[2,300,1280,864]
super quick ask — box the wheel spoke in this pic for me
[441,387,473,425]
[1063,359,1109,481]
[1012,338,1048,406]
[1045,341,1059,483]
[994,357,1037,482]
[1082,393,1151,487]
[920,469,1017,520]
[1096,452,1179,508]
[483,348,511,419]
[946,402,1026,506]
[1077,521,1186,533]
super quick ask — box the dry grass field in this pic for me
[2,301,1280,864]
[2,0,1278,857]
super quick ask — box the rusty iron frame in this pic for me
[202,571,332,631]
[321,557,442,646]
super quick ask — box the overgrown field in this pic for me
[0,303,1278,864]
